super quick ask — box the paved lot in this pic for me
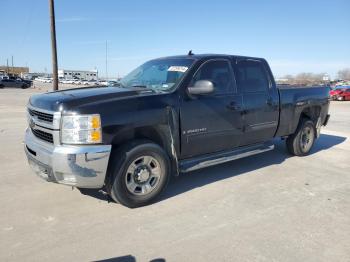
[0,88,349,262]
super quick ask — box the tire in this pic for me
[106,140,171,208]
[286,119,316,156]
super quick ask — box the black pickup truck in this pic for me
[24,54,330,207]
[0,77,31,89]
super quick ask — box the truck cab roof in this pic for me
[156,53,265,62]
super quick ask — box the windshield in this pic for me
[120,58,195,92]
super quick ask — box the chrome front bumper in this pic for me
[24,128,111,188]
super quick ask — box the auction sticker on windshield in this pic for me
[168,66,188,73]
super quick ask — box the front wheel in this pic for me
[286,119,316,156]
[106,141,171,208]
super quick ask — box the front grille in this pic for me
[31,128,54,143]
[28,108,53,123]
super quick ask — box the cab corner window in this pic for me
[192,60,234,95]
[235,60,269,93]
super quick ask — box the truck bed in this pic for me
[275,85,330,137]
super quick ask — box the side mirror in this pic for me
[188,80,214,95]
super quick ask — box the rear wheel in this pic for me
[286,119,316,156]
[106,140,171,208]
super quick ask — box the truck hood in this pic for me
[29,86,153,112]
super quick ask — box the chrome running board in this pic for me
[180,142,274,173]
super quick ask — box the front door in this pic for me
[180,59,244,158]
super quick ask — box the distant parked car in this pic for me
[107,80,120,87]
[330,86,350,101]
[34,77,44,83]
[60,79,74,84]
[41,78,52,83]
[88,80,100,86]
[35,77,52,83]
[99,80,108,86]
[0,78,30,89]
[80,80,90,85]
[72,79,82,85]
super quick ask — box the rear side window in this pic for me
[192,60,234,95]
[234,60,269,92]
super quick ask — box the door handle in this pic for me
[227,102,241,111]
[266,98,273,106]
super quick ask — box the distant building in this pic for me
[0,66,29,76]
[58,69,98,80]
[322,74,330,82]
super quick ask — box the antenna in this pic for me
[188,50,194,56]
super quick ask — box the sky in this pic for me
[1,0,349,78]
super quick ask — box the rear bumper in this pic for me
[24,128,111,188]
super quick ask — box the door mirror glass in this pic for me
[188,80,214,95]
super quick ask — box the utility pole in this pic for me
[11,56,14,76]
[6,58,9,75]
[49,0,58,91]
[105,40,108,80]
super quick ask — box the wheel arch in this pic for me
[289,105,321,137]
[107,124,179,180]
[111,125,167,150]
[299,105,322,124]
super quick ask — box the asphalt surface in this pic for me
[0,88,349,262]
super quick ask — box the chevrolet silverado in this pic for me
[24,54,330,207]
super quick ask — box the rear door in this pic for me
[233,59,279,145]
[180,59,244,158]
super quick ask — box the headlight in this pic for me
[61,114,102,144]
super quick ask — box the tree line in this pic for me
[277,68,350,85]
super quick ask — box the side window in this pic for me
[234,60,269,93]
[192,60,234,95]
